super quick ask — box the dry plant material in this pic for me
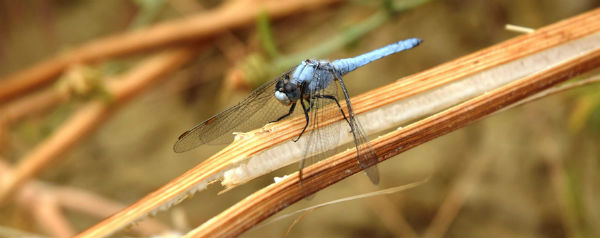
[259,179,428,227]
[0,46,199,203]
[505,24,536,34]
[360,181,418,237]
[0,0,340,103]
[0,88,69,126]
[0,161,168,237]
[276,180,427,236]
[185,42,600,238]
[75,8,600,238]
[221,12,600,188]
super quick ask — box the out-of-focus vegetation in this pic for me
[1,0,599,237]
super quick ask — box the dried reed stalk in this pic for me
[0,161,169,237]
[0,88,69,126]
[185,41,600,238]
[0,0,340,103]
[75,8,600,238]
[0,46,198,203]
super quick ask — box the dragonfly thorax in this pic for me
[291,59,337,93]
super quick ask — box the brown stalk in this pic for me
[75,8,600,238]
[0,0,340,103]
[0,161,169,237]
[0,88,69,126]
[51,186,170,236]
[32,189,76,237]
[185,40,600,238]
[0,46,198,203]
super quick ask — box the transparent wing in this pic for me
[299,76,379,185]
[173,70,297,153]
[299,80,343,177]
[337,77,380,184]
[351,112,380,184]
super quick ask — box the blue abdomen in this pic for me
[332,38,422,76]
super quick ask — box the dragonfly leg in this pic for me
[294,99,310,142]
[305,98,313,112]
[271,102,296,123]
[314,95,350,125]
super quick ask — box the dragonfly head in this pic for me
[275,74,300,106]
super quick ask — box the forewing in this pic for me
[173,75,295,153]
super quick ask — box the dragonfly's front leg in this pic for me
[294,98,310,142]
[293,81,311,142]
[271,103,296,123]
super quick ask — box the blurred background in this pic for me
[1,0,599,237]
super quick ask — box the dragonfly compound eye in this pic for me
[283,83,300,100]
[284,83,295,92]
[275,80,284,91]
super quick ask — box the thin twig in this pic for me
[0,0,340,103]
[167,0,248,63]
[505,24,535,34]
[52,186,171,236]
[257,179,428,228]
[361,181,419,237]
[33,191,75,237]
[0,88,69,126]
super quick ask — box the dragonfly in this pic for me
[174,38,422,184]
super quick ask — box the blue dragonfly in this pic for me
[174,38,422,184]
